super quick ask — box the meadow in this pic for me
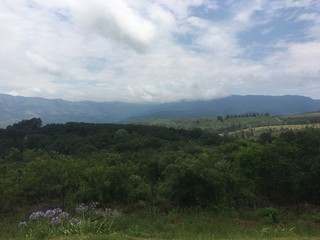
[142,112,320,136]
[2,207,320,240]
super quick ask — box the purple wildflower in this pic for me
[59,211,69,219]
[90,202,99,210]
[51,216,61,225]
[69,218,80,225]
[44,210,55,218]
[105,208,113,216]
[29,211,45,220]
[53,208,62,214]
[18,221,27,228]
[76,203,89,215]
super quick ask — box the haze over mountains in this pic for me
[1,93,320,128]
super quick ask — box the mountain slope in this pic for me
[1,93,320,128]
[126,95,320,121]
[0,94,154,127]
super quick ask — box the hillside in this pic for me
[142,112,320,135]
[129,95,320,121]
[0,94,154,128]
[0,119,319,239]
[1,93,320,128]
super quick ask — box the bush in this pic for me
[255,207,280,223]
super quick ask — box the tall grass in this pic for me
[1,208,320,240]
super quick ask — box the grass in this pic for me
[228,123,320,137]
[284,112,320,118]
[142,113,320,138]
[1,209,320,240]
[141,115,281,133]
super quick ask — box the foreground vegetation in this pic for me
[0,118,319,239]
[2,207,320,240]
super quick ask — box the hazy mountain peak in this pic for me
[1,93,320,128]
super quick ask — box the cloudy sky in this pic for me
[0,0,320,102]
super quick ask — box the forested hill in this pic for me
[128,95,320,121]
[1,93,320,128]
[0,118,319,214]
[0,93,154,128]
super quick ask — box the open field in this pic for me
[284,112,320,118]
[142,112,320,136]
[141,115,281,133]
[227,123,320,137]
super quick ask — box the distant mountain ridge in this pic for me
[1,93,320,128]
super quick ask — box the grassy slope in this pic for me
[285,112,320,118]
[141,116,280,132]
[141,113,320,135]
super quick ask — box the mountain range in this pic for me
[1,93,320,128]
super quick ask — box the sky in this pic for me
[0,0,320,102]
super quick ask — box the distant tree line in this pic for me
[217,113,270,123]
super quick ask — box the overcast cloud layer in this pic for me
[0,0,320,102]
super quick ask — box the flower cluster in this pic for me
[19,208,70,228]
[75,203,90,215]
[28,208,65,221]
[75,203,116,219]
[19,204,117,231]
[29,211,45,220]
[75,202,100,215]
[44,208,62,218]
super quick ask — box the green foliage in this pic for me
[312,212,320,223]
[0,118,319,219]
[258,225,296,239]
[217,115,223,122]
[255,207,280,223]
[257,132,272,144]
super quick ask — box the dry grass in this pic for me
[227,123,320,137]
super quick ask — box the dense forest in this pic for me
[0,118,319,216]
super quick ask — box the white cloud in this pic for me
[148,3,177,33]
[26,52,61,76]
[38,0,156,53]
[266,42,320,77]
[232,0,266,24]
[284,0,314,8]
[296,13,320,39]
[0,0,319,102]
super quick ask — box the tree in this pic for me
[258,142,298,204]
[258,132,272,144]
[165,156,227,207]
[146,159,162,218]
[7,118,42,134]
[21,154,83,207]
[234,142,262,207]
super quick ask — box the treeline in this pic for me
[0,118,319,214]
[225,112,269,120]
